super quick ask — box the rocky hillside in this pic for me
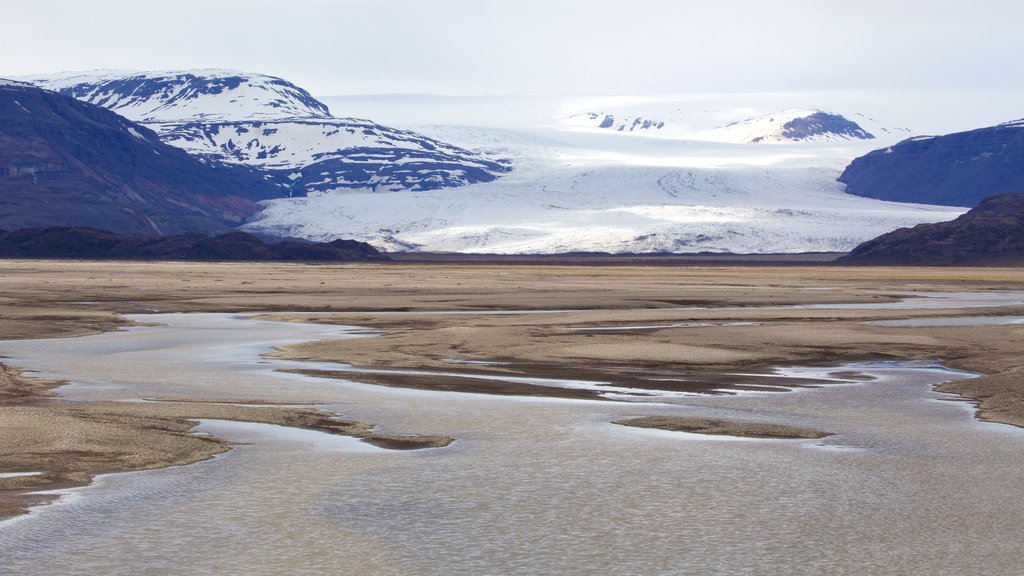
[0,79,280,235]
[838,193,1024,265]
[839,120,1024,207]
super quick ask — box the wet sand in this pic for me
[0,362,450,520]
[1,260,1023,520]
[613,415,832,439]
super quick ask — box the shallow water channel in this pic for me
[1,311,1023,575]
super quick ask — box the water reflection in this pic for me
[1,313,1022,575]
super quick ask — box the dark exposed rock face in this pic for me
[0,228,387,261]
[0,81,281,235]
[772,112,873,142]
[839,121,1024,207]
[838,193,1024,265]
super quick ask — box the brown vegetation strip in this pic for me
[614,415,832,439]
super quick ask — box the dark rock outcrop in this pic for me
[762,111,873,142]
[0,228,387,261]
[839,121,1024,207]
[838,193,1024,265]
[0,81,280,235]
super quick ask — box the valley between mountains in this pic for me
[12,70,1023,256]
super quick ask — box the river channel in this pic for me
[1,309,1023,575]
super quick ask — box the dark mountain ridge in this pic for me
[838,193,1024,265]
[0,80,281,235]
[839,121,1024,207]
[0,227,386,261]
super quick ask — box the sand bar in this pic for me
[1,260,1023,520]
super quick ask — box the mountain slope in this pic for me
[839,120,1024,207]
[839,193,1024,265]
[26,70,508,195]
[0,80,280,235]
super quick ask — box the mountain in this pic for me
[0,227,386,261]
[0,79,281,235]
[25,70,509,195]
[696,110,880,144]
[839,120,1024,207]
[838,193,1024,265]
[22,70,330,123]
[561,107,900,144]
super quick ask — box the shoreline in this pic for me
[0,361,452,521]
[1,261,1022,522]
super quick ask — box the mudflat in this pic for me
[613,416,832,439]
[1,260,1023,519]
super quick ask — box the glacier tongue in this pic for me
[241,92,970,255]
[242,149,964,254]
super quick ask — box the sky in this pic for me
[3,0,1023,96]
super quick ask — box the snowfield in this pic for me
[243,91,984,254]
[246,160,961,254]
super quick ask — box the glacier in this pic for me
[242,92,973,253]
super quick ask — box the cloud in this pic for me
[4,0,1023,95]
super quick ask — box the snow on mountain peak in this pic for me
[23,69,332,123]
[697,109,878,144]
[557,102,908,145]
[21,69,508,196]
[0,78,33,88]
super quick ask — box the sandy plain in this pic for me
[1,260,1023,520]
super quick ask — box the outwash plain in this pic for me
[2,260,1023,519]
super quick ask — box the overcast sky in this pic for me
[4,0,1022,96]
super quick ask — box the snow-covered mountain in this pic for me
[24,70,508,195]
[15,73,1010,254]
[695,109,877,143]
[160,117,505,193]
[26,69,331,123]
[562,107,908,144]
[0,79,279,235]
